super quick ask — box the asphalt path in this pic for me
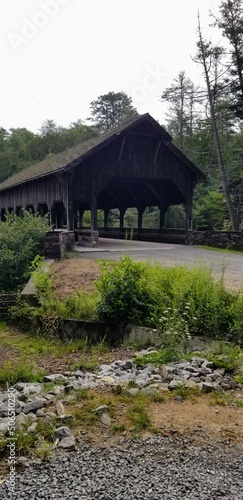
[74,238,243,290]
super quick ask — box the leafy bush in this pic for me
[96,256,243,344]
[96,256,153,325]
[0,211,49,292]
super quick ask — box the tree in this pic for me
[161,71,201,150]
[193,189,227,230]
[195,14,239,230]
[215,0,243,119]
[89,91,138,131]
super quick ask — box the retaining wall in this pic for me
[186,230,243,250]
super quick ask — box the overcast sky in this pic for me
[1,0,222,133]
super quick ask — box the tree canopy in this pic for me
[89,91,138,131]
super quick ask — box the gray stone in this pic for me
[202,382,215,393]
[169,380,184,390]
[16,456,30,467]
[119,360,133,370]
[215,368,225,376]
[92,405,110,414]
[191,357,206,366]
[184,366,200,373]
[100,413,111,426]
[48,385,65,395]
[36,408,45,417]
[150,375,163,383]
[43,374,68,383]
[136,378,150,389]
[58,435,76,449]
[15,400,26,414]
[142,387,160,397]
[220,382,232,391]
[56,415,74,424]
[23,399,45,414]
[44,393,54,402]
[16,413,31,430]
[185,380,201,389]
[100,376,116,386]
[56,401,65,416]
[0,403,8,418]
[64,383,80,393]
[54,426,72,439]
[209,372,222,381]
[189,376,200,383]
[45,412,57,419]
[127,388,140,396]
[26,412,37,422]
[0,417,9,435]
[159,383,169,392]
[73,370,85,378]
[27,422,37,434]
[23,383,43,396]
[18,393,29,402]
[202,360,214,370]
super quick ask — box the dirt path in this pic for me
[51,259,100,299]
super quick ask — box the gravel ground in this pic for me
[2,435,243,500]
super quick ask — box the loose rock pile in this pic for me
[0,351,241,449]
[1,436,243,499]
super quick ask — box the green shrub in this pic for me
[96,257,243,344]
[96,256,154,325]
[0,211,49,292]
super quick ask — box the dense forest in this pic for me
[0,0,242,231]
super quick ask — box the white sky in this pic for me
[0,0,222,133]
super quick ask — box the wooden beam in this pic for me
[153,141,162,167]
[147,183,162,203]
[118,137,126,164]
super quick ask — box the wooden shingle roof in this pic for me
[0,114,204,192]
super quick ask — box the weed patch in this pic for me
[0,361,45,389]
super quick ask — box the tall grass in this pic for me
[96,256,243,344]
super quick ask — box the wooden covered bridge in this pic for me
[0,114,205,245]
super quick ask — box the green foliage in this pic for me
[172,385,200,401]
[234,373,243,384]
[210,391,230,406]
[112,424,126,434]
[15,431,37,456]
[37,417,58,442]
[0,211,49,292]
[128,393,150,432]
[96,256,243,343]
[193,190,227,230]
[0,360,45,388]
[96,256,153,326]
[206,344,243,372]
[0,120,98,183]
[135,347,179,367]
[90,91,138,131]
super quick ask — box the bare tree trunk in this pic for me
[197,17,239,231]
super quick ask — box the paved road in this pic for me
[74,238,243,290]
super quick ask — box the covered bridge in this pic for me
[0,113,205,243]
